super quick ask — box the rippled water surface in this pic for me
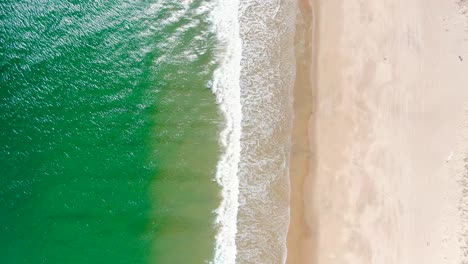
[0,1,221,263]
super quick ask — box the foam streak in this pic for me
[210,0,242,263]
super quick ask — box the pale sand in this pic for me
[287,0,468,263]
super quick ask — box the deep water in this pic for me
[0,1,220,263]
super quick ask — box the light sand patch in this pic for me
[287,0,468,263]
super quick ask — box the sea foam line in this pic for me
[209,0,242,264]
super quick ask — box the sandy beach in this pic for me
[287,0,468,263]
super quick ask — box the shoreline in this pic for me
[287,0,468,263]
[286,0,318,263]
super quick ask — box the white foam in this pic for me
[234,0,296,263]
[209,0,242,264]
[209,0,296,263]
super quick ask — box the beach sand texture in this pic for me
[287,0,468,263]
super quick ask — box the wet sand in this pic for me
[287,0,468,263]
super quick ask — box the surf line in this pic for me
[210,0,242,264]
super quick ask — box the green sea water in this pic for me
[0,1,221,263]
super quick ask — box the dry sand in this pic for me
[287,0,468,263]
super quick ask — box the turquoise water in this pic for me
[0,1,221,263]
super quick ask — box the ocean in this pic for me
[0,0,296,263]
